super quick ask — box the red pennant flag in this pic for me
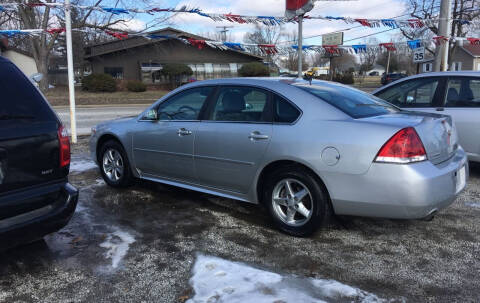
[105,31,129,40]
[407,19,425,28]
[355,19,372,27]
[380,43,396,51]
[258,44,278,55]
[224,14,247,24]
[27,2,47,7]
[47,28,66,34]
[433,36,448,45]
[187,38,207,49]
[467,38,480,45]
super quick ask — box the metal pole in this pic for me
[443,0,452,71]
[297,15,303,78]
[386,51,390,73]
[65,0,77,143]
[435,0,452,71]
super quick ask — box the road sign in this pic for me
[285,0,314,18]
[413,47,425,63]
[322,32,344,46]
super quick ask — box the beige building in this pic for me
[421,45,480,73]
[0,39,38,77]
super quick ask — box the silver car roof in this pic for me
[372,71,480,94]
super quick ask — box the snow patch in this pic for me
[70,159,97,173]
[188,255,387,303]
[465,201,480,208]
[100,230,135,268]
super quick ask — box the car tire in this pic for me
[264,166,328,237]
[99,140,134,188]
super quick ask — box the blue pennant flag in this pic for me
[381,19,397,28]
[325,16,345,20]
[146,34,173,40]
[224,42,245,51]
[258,16,281,26]
[458,20,470,25]
[292,45,312,50]
[407,39,421,49]
[0,6,4,12]
[352,44,367,54]
[0,30,29,37]
[101,7,130,15]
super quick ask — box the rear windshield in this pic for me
[0,61,55,122]
[294,82,400,118]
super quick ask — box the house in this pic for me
[0,37,38,77]
[421,44,480,73]
[450,44,480,71]
[84,27,264,84]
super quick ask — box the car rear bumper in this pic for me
[328,147,468,219]
[0,182,79,250]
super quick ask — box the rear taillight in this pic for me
[375,127,427,164]
[58,125,71,167]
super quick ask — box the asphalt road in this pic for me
[1,138,479,303]
[54,105,148,136]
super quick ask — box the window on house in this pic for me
[424,63,432,72]
[452,62,462,71]
[104,67,123,79]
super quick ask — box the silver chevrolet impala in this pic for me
[90,78,468,236]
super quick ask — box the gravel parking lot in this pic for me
[1,136,479,303]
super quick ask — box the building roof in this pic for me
[84,27,263,60]
[461,44,480,57]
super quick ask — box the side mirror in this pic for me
[143,109,158,121]
[31,73,44,83]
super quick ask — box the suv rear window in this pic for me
[0,61,55,122]
[294,82,399,118]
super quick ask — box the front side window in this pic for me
[156,87,213,121]
[375,78,440,108]
[445,77,480,107]
[209,86,269,122]
[273,94,300,123]
[297,82,399,118]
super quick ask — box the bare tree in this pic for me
[2,0,172,91]
[358,38,379,74]
[279,31,308,71]
[400,0,480,66]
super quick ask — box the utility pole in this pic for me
[216,26,233,42]
[297,14,303,78]
[65,0,77,143]
[434,0,452,71]
[386,51,391,74]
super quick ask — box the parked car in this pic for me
[90,78,468,236]
[369,71,379,76]
[0,56,78,250]
[373,71,480,163]
[381,73,408,85]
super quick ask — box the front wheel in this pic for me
[99,140,134,187]
[264,167,328,237]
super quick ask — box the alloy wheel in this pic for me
[102,148,124,182]
[271,178,313,227]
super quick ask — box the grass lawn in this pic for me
[45,87,169,106]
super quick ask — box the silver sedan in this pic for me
[90,78,468,236]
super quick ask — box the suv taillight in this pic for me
[375,127,427,164]
[58,125,71,167]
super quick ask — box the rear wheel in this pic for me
[99,140,133,187]
[264,166,328,236]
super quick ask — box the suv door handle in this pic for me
[249,131,269,141]
[177,128,192,136]
[436,107,444,111]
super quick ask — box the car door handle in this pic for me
[177,128,192,136]
[249,131,269,141]
[436,107,444,111]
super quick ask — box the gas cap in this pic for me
[322,147,340,166]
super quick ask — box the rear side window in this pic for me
[376,78,440,107]
[273,94,300,123]
[296,83,399,118]
[0,62,55,122]
[445,77,480,107]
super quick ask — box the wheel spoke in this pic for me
[273,197,288,206]
[284,180,294,197]
[104,163,113,172]
[294,189,309,202]
[107,150,115,161]
[286,208,296,223]
[296,202,310,218]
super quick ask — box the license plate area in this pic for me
[456,165,466,193]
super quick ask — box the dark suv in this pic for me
[0,56,78,250]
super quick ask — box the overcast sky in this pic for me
[119,0,408,46]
